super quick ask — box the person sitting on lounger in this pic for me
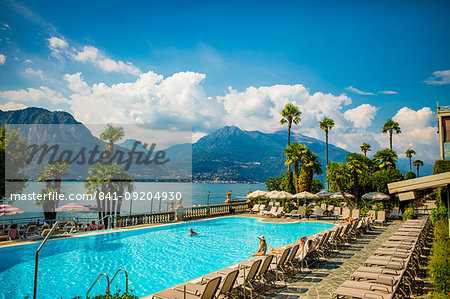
[270,236,307,256]
[189,228,198,236]
[344,217,354,225]
[252,235,267,256]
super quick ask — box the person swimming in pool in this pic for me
[189,228,198,236]
[270,236,307,256]
[252,235,267,256]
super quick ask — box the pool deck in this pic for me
[264,220,403,298]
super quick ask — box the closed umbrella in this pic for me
[362,192,390,201]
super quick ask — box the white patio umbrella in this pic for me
[247,190,268,198]
[330,192,355,199]
[267,191,293,207]
[362,192,390,201]
[293,191,319,206]
[315,191,334,198]
[0,203,24,228]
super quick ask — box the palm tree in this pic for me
[319,117,334,190]
[373,148,398,169]
[413,160,424,177]
[327,162,351,204]
[37,161,70,221]
[280,103,301,146]
[405,149,416,172]
[284,142,302,193]
[100,124,125,164]
[382,119,401,150]
[298,146,322,192]
[360,143,371,157]
[346,153,367,204]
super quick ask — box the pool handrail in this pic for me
[33,219,78,299]
[86,273,110,299]
[110,268,129,294]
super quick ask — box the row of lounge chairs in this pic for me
[249,204,284,217]
[332,217,432,298]
[152,216,375,299]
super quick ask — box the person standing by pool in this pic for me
[252,235,267,256]
[189,228,198,236]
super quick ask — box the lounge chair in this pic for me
[273,207,284,217]
[25,225,38,238]
[389,207,403,219]
[285,209,298,218]
[267,247,291,285]
[374,211,386,226]
[258,205,267,215]
[293,206,306,218]
[352,209,360,219]
[309,206,324,220]
[201,269,240,298]
[263,206,278,217]
[339,207,351,221]
[233,258,262,298]
[249,204,260,213]
[153,276,221,299]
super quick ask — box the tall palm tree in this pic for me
[382,119,401,150]
[100,124,125,164]
[405,149,416,172]
[360,143,371,157]
[319,117,335,166]
[280,103,301,146]
[413,160,424,177]
[373,148,398,169]
[346,153,367,205]
[327,162,351,204]
[284,142,302,193]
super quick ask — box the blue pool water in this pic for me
[0,217,333,298]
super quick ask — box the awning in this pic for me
[388,171,450,201]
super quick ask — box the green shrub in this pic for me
[433,160,450,174]
[430,219,450,296]
[84,290,139,299]
[402,207,416,220]
[405,171,416,180]
[431,188,449,224]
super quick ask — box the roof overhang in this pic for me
[388,172,450,201]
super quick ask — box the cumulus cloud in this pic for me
[0,54,6,65]
[345,86,374,95]
[0,86,69,104]
[47,37,141,75]
[379,90,398,94]
[0,102,27,111]
[424,70,450,85]
[344,104,379,129]
[66,70,222,129]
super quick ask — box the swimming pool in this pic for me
[0,217,333,298]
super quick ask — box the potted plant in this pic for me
[225,191,232,203]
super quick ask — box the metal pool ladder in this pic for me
[33,219,78,299]
[86,268,129,299]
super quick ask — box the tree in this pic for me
[405,149,416,172]
[319,117,334,190]
[413,160,424,177]
[360,143,371,157]
[370,167,403,194]
[280,103,301,146]
[85,162,134,227]
[100,124,125,164]
[0,127,29,202]
[37,161,70,221]
[346,153,367,204]
[280,169,296,194]
[284,142,303,193]
[298,147,322,192]
[373,148,398,170]
[382,119,401,150]
[327,162,351,204]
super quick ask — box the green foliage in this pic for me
[402,207,416,220]
[265,174,282,191]
[429,219,450,296]
[280,169,296,194]
[0,127,29,201]
[431,188,448,224]
[284,201,296,213]
[360,143,371,157]
[310,178,324,194]
[373,148,398,169]
[405,171,416,180]
[433,160,450,174]
[77,289,139,299]
[370,167,403,194]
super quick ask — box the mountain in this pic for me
[162,126,350,182]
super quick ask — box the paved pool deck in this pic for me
[264,220,404,298]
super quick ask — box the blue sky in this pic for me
[0,0,449,167]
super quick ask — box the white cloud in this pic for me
[47,37,141,75]
[424,70,450,85]
[0,102,27,111]
[0,86,69,104]
[0,54,6,65]
[24,59,33,63]
[345,86,374,95]
[66,70,222,129]
[343,104,379,129]
[2,24,11,30]
[379,90,398,94]
[25,67,45,80]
